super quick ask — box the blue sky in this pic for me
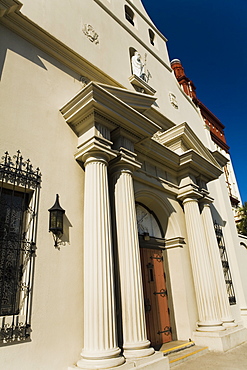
[142,0,247,203]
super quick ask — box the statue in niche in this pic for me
[131,51,144,78]
[131,51,151,83]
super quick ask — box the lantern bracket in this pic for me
[48,194,65,248]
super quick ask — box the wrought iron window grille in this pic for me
[214,222,236,305]
[0,151,41,345]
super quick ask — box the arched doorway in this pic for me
[136,203,172,347]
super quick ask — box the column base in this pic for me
[196,320,225,332]
[192,325,247,351]
[123,340,155,359]
[71,356,125,370]
[69,352,169,370]
[72,348,125,370]
[240,308,247,327]
[222,320,238,328]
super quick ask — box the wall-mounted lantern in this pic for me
[48,194,65,247]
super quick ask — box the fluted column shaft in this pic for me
[78,153,124,369]
[112,164,154,359]
[201,201,236,327]
[183,197,224,331]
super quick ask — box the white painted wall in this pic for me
[0,24,85,369]
[19,0,209,143]
[236,235,247,305]
[208,174,247,324]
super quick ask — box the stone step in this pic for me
[160,341,209,368]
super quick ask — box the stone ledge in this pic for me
[68,352,169,370]
[192,325,247,351]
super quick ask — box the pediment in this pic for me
[97,83,157,113]
[96,83,174,130]
[153,122,221,169]
[60,81,160,139]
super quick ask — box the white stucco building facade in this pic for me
[1,1,247,369]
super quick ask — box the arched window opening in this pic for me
[148,29,155,46]
[125,5,135,26]
[136,203,163,238]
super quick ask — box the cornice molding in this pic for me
[0,0,22,17]
[179,150,222,181]
[136,136,222,184]
[97,82,157,112]
[155,122,221,168]
[144,108,175,131]
[211,150,229,168]
[60,82,160,139]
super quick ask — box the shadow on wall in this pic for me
[61,214,73,245]
[210,203,227,227]
[0,25,81,82]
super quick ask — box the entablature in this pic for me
[60,80,223,193]
[133,170,179,197]
[154,122,221,166]
[60,82,160,141]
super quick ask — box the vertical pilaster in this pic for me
[111,160,154,359]
[77,152,124,369]
[201,200,236,327]
[183,196,225,331]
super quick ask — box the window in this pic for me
[0,189,28,316]
[148,29,155,46]
[214,223,236,305]
[0,151,41,344]
[125,5,135,26]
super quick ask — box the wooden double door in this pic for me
[140,247,172,347]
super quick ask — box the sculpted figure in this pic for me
[131,51,144,78]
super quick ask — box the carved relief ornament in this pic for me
[82,24,99,44]
[169,92,178,109]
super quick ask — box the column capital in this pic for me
[200,195,214,206]
[177,183,203,203]
[182,197,199,206]
[74,137,117,164]
[110,152,142,175]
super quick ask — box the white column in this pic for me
[112,162,154,359]
[201,200,236,327]
[77,153,124,369]
[183,197,225,331]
